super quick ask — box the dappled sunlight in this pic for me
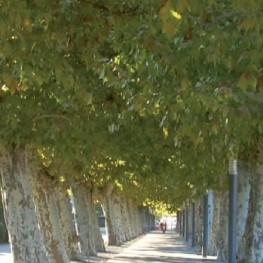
[171,10,182,20]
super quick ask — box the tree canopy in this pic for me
[1,0,263,210]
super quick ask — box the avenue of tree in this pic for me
[0,0,263,262]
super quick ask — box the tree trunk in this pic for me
[30,172,70,263]
[71,182,96,257]
[214,191,228,262]
[113,191,129,242]
[207,191,217,255]
[0,187,8,243]
[99,186,123,246]
[110,192,128,242]
[127,198,142,238]
[236,163,251,261]
[194,198,203,250]
[102,194,119,245]
[55,182,84,261]
[238,159,263,263]
[0,149,49,263]
[139,206,149,233]
[86,187,105,252]
[252,164,263,263]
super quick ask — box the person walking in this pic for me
[160,222,165,233]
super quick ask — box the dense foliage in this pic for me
[1,0,263,210]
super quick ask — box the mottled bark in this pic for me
[55,183,84,261]
[30,172,70,263]
[127,198,142,237]
[0,188,8,243]
[207,191,217,255]
[99,186,122,246]
[112,191,126,243]
[71,182,94,257]
[238,160,263,263]
[214,191,228,262]
[194,198,203,249]
[86,187,105,252]
[252,164,263,263]
[188,203,193,243]
[102,195,120,245]
[236,163,251,261]
[176,211,182,234]
[119,194,132,241]
[99,186,140,245]
[125,198,136,238]
[139,206,150,233]
[0,149,49,263]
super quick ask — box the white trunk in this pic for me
[124,197,137,239]
[101,194,120,245]
[119,194,132,241]
[139,206,150,233]
[194,198,203,249]
[236,163,251,261]
[0,149,49,263]
[30,172,70,263]
[127,198,142,237]
[188,203,193,243]
[210,191,220,257]
[55,183,84,261]
[0,190,8,243]
[252,164,263,263]
[86,187,105,252]
[207,191,217,255]
[99,186,123,246]
[238,158,263,263]
[71,182,94,257]
[105,199,117,245]
[112,191,126,243]
[213,191,228,262]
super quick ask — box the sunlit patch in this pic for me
[59,176,65,182]
[171,10,182,20]
[67,188,73,196]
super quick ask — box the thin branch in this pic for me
[32,114,71,124]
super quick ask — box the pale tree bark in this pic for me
[139,206,149,233]
[54,182,84,261]
[99,185,123,246]
[124,197,136,239]
[102,195,120,245]
[238,147,263,263]
[118,193,132,241]
[252,164,263,263]
[86,186,105,252]
[188,203,192,242]
[99,186,142,246]
[213,191,228,262]
[71,182,95,257]
[29,171,70,263]
[111,191,125,243]
[127,198,142,238]
[110,190,127,243]
[194,198,203,249]
[207,191,217,255]
[0,149,50,263]
[210,192,220,257]
[236,163,251,261]
[115,191,132,242]
[176,211,181,233]
[0,188,8,243]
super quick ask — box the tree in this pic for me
[1,1,263,262]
